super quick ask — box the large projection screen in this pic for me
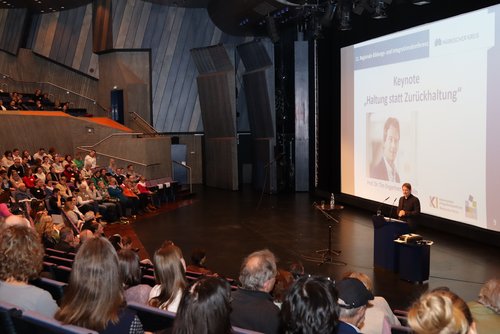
[340,4,500,232]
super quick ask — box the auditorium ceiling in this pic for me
[0,0,92,12]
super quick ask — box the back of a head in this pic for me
[0,225,44,282]
[478,278,500,313]
[118,249,142,288]
[239,249,277,291]
[59,226,73,241]
[190,248,206,266]
[281,276,339,334]
[55,237,124,331]
[150,244,186,308]
[173,277,232,334]
[79,229,94,244]
[408,290,474,334]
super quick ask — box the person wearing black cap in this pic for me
[337,278,374,334]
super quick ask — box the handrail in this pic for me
[78,132,143,149]
[0,72,107,113]
[172,160,192,194]
[77,132,155,167]
[129,111,158,135]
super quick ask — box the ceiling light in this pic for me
[412,0,431,5]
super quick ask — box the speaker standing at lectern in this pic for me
[397,183,420,232]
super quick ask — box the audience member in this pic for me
[33,148,46,163]
[14,182,35,202]
[467,278,500,334]
[78,229,94,245]
[36,214,60,249]
[76,183,98,214]
[281,275,340,334]
[55,237,144,333]
[55,175,72,199]
[118,249,152,305]
[31,178,46,200]
[22,167,36,188]
[1,150,14,168]
[7,157,24,177]
[88,181,121,222]
[48,187,64,214]
[54,226,78,252]
[84,150,97,168]
[172,276,233,334]
[72,152,84,170]
[22,150,34,166]
[230,249,280,334]
[148,244,187,312]
[62,199,83,231]
[337,278,374,334]
[0,203,31,228]
[186,248,214,275]
[343,271,400,334]
[408,289,477,334]
[9,170,23,188]
[0,225,59,317]
[34,166,46,182]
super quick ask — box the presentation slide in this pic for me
[340,4,500,232]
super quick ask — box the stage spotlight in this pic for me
[319,1,337,27]
[412,0,431,5]
[371,0,387,19]
[338,3,352,31]
[265,15,280,43]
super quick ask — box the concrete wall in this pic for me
[0,112,171,180]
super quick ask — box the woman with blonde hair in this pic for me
[467,278,500,334]
[55,237,144,333]
[408,289,477,334]
[148,244,187,312]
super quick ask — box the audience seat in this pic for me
[44,255,74,268]
[382,315,413,334]
[45,248,76,260]
[0,301,97,334]
[126,301,175,332]
[126,302,263,333]
[29,277,67,304]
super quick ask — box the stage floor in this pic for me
[108,185,500,310]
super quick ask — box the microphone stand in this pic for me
[388,197,398,222]
[256,153,284,210]
[302,203,346,266]
[376,196,390,216]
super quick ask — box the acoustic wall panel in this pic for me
[0,8,27,55]
[19,0,252,132]
[196,73,236,138]
[204,138,238,190]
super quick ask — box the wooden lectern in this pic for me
[372,215,409,271]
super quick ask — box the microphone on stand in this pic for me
[388,197,398,222]
[376,196,390,216]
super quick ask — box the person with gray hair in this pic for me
[230,249,280,334]
[467,278,500,334]
[337,278,374,334]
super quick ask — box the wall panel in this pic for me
[18,1,252,133]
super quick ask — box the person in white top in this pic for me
[343,271,400,334]
[148,243,187,313]
[84,150,97,169]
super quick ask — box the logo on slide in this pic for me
[429,196,439,208]
[465,195,477,220]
